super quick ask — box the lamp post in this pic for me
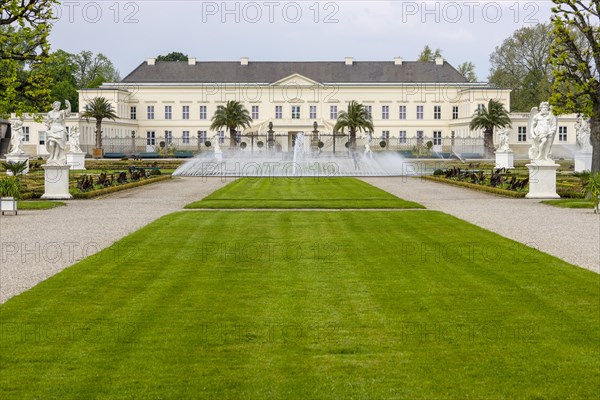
[267,121,274,153]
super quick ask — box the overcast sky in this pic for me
[48,1,554,81]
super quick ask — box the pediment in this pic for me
[270,74,322,87]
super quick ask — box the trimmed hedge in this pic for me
[423,176,527,198]
[71,175,171,199]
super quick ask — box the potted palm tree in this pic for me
[469,99,512,158]
[0,176,21,215]
[81,97,118,158]
[334,101,374,150]
[209,101,253,149]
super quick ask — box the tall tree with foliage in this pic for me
[43,50,79,110]
[0,0,57,116]
[458,62,478,82]
[418,45,442,62]
[550,0,600,172]
[469,100,512,158]
[210,101,253,148]
[73,51,120,88]
[333,101,374,150]
[80,97,118,150]
[489,23,554,112]
[156,52,189,62]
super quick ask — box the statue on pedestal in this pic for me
[528,101,558,162]
[69,126,82,153]
[575,114,592,153]
[44,100,71,165]
[497,127,511,152]
[8,119,25,155]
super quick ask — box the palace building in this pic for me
[5,57,578,159]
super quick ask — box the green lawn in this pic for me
[1,211,597,399]
[185,177,425,209]
[18,201,66,210]
[541,198,595,209]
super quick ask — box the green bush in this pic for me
[433,169,444,176]
[424,176,526,198]
[0,176,22,199]
[71,176,170,199]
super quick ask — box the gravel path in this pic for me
[362,177,600,273]
[0,177,230,304]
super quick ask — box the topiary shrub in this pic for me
[379,141,387,148]
[257,141,264,148]
[433,169,444,176]
[240,142,247,149]
[205,141,212,147]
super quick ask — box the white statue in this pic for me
[69,126,82,153]
[212,133,222,154]
[575,114,592,153]
[497,127,511,152]
[528,101,558,162]
[8,119,25,155]
[44,100,71,165]
[363,132,373,158]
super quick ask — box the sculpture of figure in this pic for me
[528,101,557,161]
[363,132,373,158]
[44,100,71,165]
[212,133,222,153]
[69,126,82,153]
[497,127,511,152]
[575,114,592,152]
[8,119,25,155]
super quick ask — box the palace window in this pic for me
[434,106,441,120]
[381,130,390,140]
[399,130,407,144]
[130,106,137,120]
[291,105,300,119]
[309,105,317,119]
[433,131,442,145]
[182,105,190,120]
[559,126,568,142]
[198,131,207,143]
[330,105,338,120]
[399,106,406,120]
[382,105,389,120]
[275,105,282,119]
[218,131,225,144]
[182,131,190,144]
[147,106,154,120]
[165,105,172,120]
[452,106,459,120]
[518,127,527,142]
[417,105,424,120]
[165,130,173,144]
[252,105,259,119]
[23,126,30,142]
[146,131,155,145]
[199,106,207,120]
[365,105,372,118]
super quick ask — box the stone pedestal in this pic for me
[526,161,560,199]
[495,151,514,169]
[574,152,592,173]
[41,164,72,200]
[5,154,29,175]
[66,152,86,170]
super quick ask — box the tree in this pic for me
[458,62,478,82]
[549,0,600,172]
[43,50,79,110]
[418,45,442,62]
[80,97,118,150]
[0,0,57,116]
[209,101,253,148]
[488,23,554,112]
[73,51,120,88]
[156,52,189,62]
[333,101,374,150]
[469,100,512,158]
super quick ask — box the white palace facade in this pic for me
[8,56,579,159]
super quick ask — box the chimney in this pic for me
[188,57,196,65]
[345,57,353,66]
[394,56,403,65]
[240,57,249,66]
[147,58,155,66]
[435,57,444,66]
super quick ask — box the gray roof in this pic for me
[121,60,469,84]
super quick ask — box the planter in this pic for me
[0,197,17,215]
[93,148,104,159]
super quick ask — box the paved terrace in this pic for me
[1,176,598,304]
